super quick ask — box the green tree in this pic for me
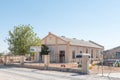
[40,44,50,55]
[40,44,50,62]
[7,25,41,55]
[0,53,3,57]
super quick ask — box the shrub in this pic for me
[89,64,93,69]
[92,63,96,66]
[118,63,120,67]
[78,64,82,68]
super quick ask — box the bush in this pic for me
[92,63,96,66]
[118,63,120,67]
[89,64,93,69]
[78,64,82,68]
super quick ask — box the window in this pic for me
[86,48,88,53]
[80,51,82,53]
[91,49,93,58]
[72,51,75,59]
[96,50,99,58]
[116,52,120,59]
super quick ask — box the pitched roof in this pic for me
[44,32,103,49]
[104,46,120,53]
[60,36,103,49]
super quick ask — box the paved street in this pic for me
[0,65,119,80]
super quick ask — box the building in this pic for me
[41,32,104,63]
[103,46,120,60]
[103,46,120,66]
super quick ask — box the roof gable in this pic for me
[41,32,68,44]
[42,32,103,49]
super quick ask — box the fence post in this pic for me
[81,55,90,74]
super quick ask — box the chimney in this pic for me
[49,32,51,35]
[61,36,65,38]
[73,38,76,39]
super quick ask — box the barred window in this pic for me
[91,49,93,58]
[80,51,82,53]
[72,51,75,59]
[86,48,88,53]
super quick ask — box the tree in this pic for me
[0,53,3,57]
[0,53,3,64]
[7,25,41,55]
[40,44,50,55]
[40,44,50,64]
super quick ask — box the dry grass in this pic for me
[90,65,120,74]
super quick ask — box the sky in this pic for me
[1,0,120,53]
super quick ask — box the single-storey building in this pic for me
[103,46,120,66]
[103,46,120,60]
[41,32,104,63]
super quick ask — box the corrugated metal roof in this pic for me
[60,36,103,48]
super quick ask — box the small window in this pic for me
[72,51,75,59]
[96,55,98,58]
[80,51,82,53]
[116,52,120,58]
[96,50,99,58]
[91,49,93,58]
[86,48,88,53]
[91,53,93,58]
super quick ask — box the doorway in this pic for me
[59,51,65,63]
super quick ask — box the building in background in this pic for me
[41,32,104,63]
[103,46,120,60]
[103,46,120,65]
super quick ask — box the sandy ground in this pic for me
[90,65,120,74]
[0,65,120,80]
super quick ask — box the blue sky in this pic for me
[1,0,120,53]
